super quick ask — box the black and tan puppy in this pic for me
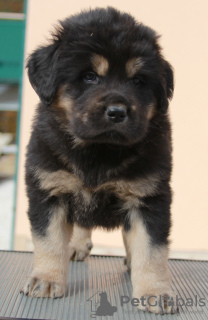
[22,7,176,314]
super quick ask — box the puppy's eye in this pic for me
[132,77,146,87]
[82,71,98,84]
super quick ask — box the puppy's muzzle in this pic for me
[106,105,127,123]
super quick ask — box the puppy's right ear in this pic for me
[26,43,59,106]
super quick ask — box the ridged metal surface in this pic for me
[0,250,208,319]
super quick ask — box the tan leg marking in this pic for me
[21,202,73,298]
[69,224,93,261]
[123,211,176,314]
[95,173,160,198]
[91,54,109,76]
[34,166,160,201]
[34,168,83,197]
[126,57,144,78]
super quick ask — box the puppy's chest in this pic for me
[65,171,158,228]
[36,167,158,227]
[67,179,143,228]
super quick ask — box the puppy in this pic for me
[21,7,176,314]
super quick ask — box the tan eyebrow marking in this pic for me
[126,57,144,78]
[91,54,109,76]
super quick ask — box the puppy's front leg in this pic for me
[123,209,176,314]
[21,201,72,298]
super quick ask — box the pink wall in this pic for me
[15,0,208,254]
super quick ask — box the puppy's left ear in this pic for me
[158,60,174,114]
[26,42,59,106]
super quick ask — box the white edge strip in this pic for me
[0,12,25,20]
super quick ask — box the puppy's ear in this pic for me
[26,43,59,106]
[158,60,174,114]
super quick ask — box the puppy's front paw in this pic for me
[135,290,178,314]
[69,239,93,261]
[20,276,65,298]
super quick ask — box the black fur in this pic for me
[25,7,174,247]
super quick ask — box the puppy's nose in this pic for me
[106,105,127,123]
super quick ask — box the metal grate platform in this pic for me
[0,250,208,319]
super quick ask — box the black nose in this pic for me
[106,105,127,123]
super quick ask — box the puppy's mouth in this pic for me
[78,130,132,146]
[71,117,147,146]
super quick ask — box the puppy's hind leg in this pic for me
[69,223,93,261]
[122,228,131,271]
[21,200,73,298]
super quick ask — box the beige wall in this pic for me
[15,0,208,254]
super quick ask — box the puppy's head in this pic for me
[27,7,174,146]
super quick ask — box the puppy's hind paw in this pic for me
[69,240,93,261]
[123,256,131,271]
